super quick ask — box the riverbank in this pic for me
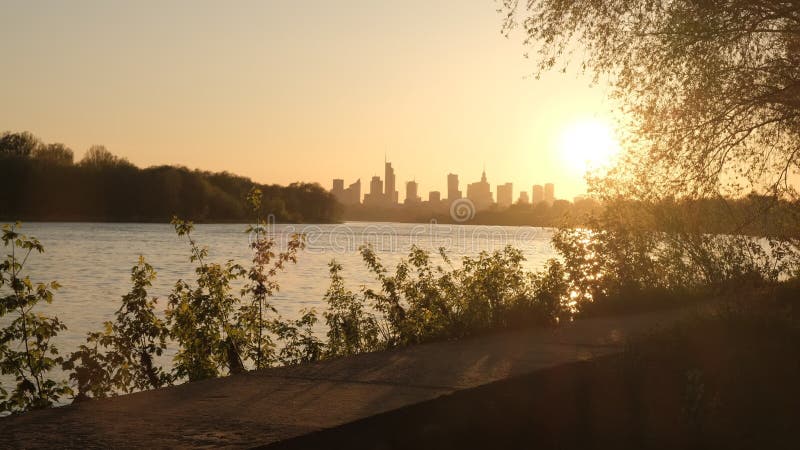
[0,304,707,448]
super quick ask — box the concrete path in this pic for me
[0,304,709,449]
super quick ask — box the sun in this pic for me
[558,119,621,173]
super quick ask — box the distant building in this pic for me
[574,195,586,203]
[332,179,344,194]
[518,191,530,204]
[331,178,361,205]
[370,176,382,197]
[544,183,555,204]
[345,179,361,204]
[331,179,345,203]
[496,183,513,209]
[447,173,461,202]
[404,180,421,204]
[363,176,384,206]
[467,170,493,211]
[428,191,441,203]
[532,185,544,205]
[384,161,398,205]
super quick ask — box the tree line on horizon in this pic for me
[344,193,800,236]
[0,131,341,223]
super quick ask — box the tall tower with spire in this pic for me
[466,167,493,211]
[384,159,398,205]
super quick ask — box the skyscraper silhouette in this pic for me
[405,180,420,204]
[447,173,461,202]
[544,183,555,204]
[332,179,344,194]
[467,170,493,211]
[384,161,398,204]
[363,176,384,206]
[370,176,383,197]
[346,179,361,204]
[532,185,544,205]
[497,182,513,209]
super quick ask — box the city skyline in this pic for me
[332,159,563,208]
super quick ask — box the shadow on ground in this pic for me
[264,309,800,450]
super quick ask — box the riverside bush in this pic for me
[0,224,70,412]
[166,217,248,380]
[63,257,171,398]
[324,244,569,353]
[238,188,307,370]
[553,199,800,316]
[164,213,312,380]
[323,261,382,358]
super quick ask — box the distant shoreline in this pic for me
[1,218,561,228]
[0,218,340,225]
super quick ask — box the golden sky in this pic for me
[0,0,620,201]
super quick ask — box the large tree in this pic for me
[501,0,800,200]
[80,145,127,168]
[32,143,74,165]
[0,131,42,158]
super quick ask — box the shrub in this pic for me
[64,257,170,399]
[0,223,71,412]
[324,245,571,351]
[166,217,246,381]
[323,261,382,357]
[271,310,324,366]
[238,188,307,369]
[553,200,800,314]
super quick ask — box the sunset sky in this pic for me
[0,0,620,201]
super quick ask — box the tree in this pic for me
[500,1,800,200]
[0,131,41,158]
[0,131,343,223]
[32,143,74,165]
[80,145,124,168]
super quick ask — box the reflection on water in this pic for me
[5,222,556,359]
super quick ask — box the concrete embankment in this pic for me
[0,305,707,448]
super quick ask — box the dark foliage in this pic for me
[502,0,800,201]
[0,224,71,412]
[0,132,341,223]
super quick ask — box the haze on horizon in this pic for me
[0,0,620,202]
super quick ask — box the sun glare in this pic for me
[558,119,621,173]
